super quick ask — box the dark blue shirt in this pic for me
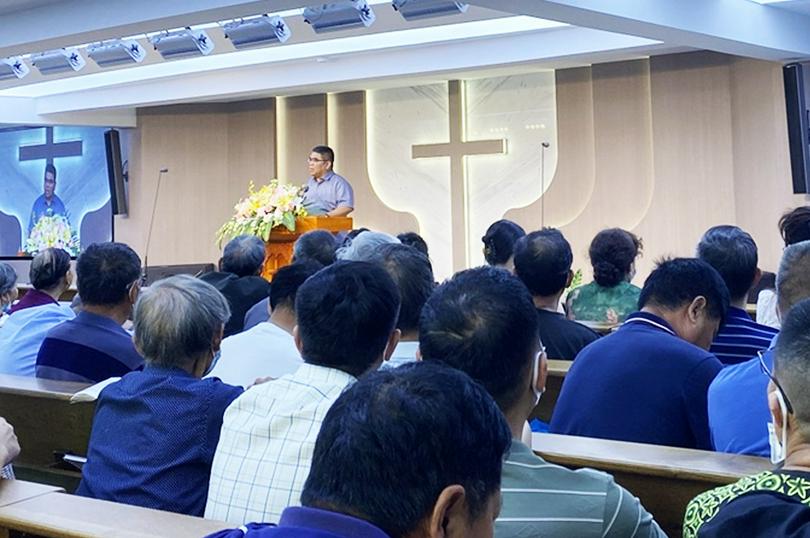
[550,312,723,450]
[36,311,144,383]
[709,306,778,365]
[29,193,68,233]
[205,507,391,538]
[708,347,773,457]
[77,365,243,516]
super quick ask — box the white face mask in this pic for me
[768,390,789,466]
[531,350,545,406]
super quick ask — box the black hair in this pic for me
[513,228,572,297]
[295,261,400,377]
[30,247,71,291]
[221,235,266,277]
[779,206,810,247]
[638,258,730,322]
[76,242,141,306]
[340,228,369,248]
[774,297,810,426]
[311,145,335,164]
[396,232,429,257]
[419,266,540,410]
[368,244,434,334]
[589,228,642,287]
[44,163,56,181]
[301,361,511,537]
[293,230,338,267]
[697,225,758,301]
[269,261,323,311]
[482,220,525,266]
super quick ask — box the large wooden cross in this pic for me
[412,80,505,270]
[19,126,83,166]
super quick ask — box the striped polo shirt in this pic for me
[496,441,665,538]
[709,306,778,365]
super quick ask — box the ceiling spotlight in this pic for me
[87,39,146,67]
[304,1,376,33]
[392,0,468,20]
[149,28,214,59]
[32,48,86,75]
[222,15,291,48]
[0,56,29,80]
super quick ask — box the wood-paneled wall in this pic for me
[117,51,807,281]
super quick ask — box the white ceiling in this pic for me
[0,0,809,127]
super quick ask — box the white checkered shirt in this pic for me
[204,363,355,525]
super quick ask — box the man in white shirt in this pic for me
[205,261,401,525]
[367,244,435,369]
[207,261,322,387]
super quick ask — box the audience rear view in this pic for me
[6,208,810,536]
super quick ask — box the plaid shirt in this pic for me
[205,363,355,525]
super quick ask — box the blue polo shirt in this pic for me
[77,366,243,516]
[35,311,144,383]
[303,171,354,214]
[550,312,723,449]
[709,306,778,365]
[205,507,391,537]
[707,343,775,457]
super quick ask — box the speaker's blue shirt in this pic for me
[28,193,68,233]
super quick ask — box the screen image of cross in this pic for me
[0,125,125,257]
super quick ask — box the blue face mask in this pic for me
[204,350,221,377]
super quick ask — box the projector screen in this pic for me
[0,125,129,257]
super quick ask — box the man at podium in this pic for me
[302,145,354,217]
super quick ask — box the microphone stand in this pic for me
[541,142,550,227]
[142,168,168,284]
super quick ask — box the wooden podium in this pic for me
[261,216,353,280]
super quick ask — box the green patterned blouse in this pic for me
[566,281,641,324]
[683,471,810,537]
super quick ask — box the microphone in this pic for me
[541,142,550,148]
[142,168,169,284]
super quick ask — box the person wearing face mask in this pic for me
[683,298,810,537]
[76,275,242,516]
[551,258,729,450]
[35,242,145,382]
[419,266,665,537]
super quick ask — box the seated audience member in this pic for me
[684,298,810,538]
[0,263,18,325]
[709,241,810,456]
[0,248,75,376]
[566,228,642,324]
[513,229,599,360]
[757,206,810,328]
[205,261,401,524]
[201,235,272,337]
[697,225,777,364]
[0,417,20,468]
[36,242,144,382]
[420,267,664,537]
[77,276,242,516]
[368,244,435,369]
[336,230,399,261]
[551,258,728,449]
[206,362,509,538]
[397,231,430,257]
[242,230,338,331]
[208,262,322,387]
[481,219,525,270]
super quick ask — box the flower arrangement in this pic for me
[25,215,79,256]
[216,180,308,246]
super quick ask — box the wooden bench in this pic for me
[0,487,229,538]
[15,285,78,303]
[530,359,570,423]
[532,432,771,536]
[0,375,95,491]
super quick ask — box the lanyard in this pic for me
[624,316,676,336]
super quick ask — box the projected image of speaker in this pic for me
[784,63,810,194]
[105,129,128,215]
